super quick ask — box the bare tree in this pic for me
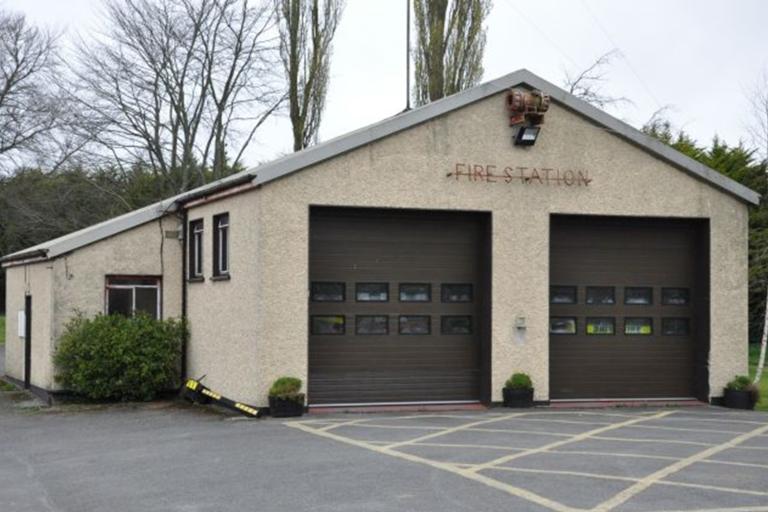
[71,0,282,195]
[747,70,768,385]
[746,68,768,162]
[412,0,491,106]
[276,0,344,152]
[0,10,63,173]
[563,49,631,110]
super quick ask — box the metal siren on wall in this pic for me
[506,88,550,146]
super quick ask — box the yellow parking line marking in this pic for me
[591,421,768,511]
[414,441,525,451]
[512,418,612,426]
[487,466,638,483]
[630,424,743,435]
[703,458,768,470]
[318,418,372,432]
[468,427,573,438]
[481,467,768,498]
[382,412,530,450]
[649,416,767,426]
[336,423,443,431]
[467,410,676,473]
[547,449,680,461]
[731,444,768,451]
[656,480,768,497]
[591,435,714,447]
[287,421,580,512]
[647,506,768,512]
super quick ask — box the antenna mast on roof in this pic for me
[405,0,411,111]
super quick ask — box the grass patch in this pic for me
[749,343,768,411]
[0,315,4,345]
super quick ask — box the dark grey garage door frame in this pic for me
[308,206,492,406]
[548,214,710,402]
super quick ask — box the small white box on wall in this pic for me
[17,310,26,338]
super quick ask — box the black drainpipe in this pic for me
[180,208,189,383]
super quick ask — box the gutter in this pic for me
[0,249,49,268]
[180,208,189,383]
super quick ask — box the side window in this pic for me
[188,219,204,280]
[550,286,577,304]
[356,315,389,335]
[624,287,652,305]
[586,287,615,305]
[441,284,473,303]
[399,283,431,302]
[550,317,576,335]
[311,282,345,302]
[106,276,161,319]
[441,316,472,335]
[662,288,690,305]
[311,315,345,335]
[624,317,653,335]
[586,317,615,335]
[356,283,388,302]
[399,315,430,335]
[213,213,229,277]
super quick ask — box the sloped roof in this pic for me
[2,69,760,265]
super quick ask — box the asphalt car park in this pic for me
[1,392,767,512]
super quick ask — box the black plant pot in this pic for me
[269,395,305,417]
[503,388,534,408]
[723,389,755,410]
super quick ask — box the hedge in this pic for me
[54,314,185,401]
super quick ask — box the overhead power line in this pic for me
[579,0,664,110]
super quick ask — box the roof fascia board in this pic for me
[2,69,759,263]
[517,71,760,205]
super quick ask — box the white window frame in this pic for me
[190,219,204,278]
[105,277,161,319]
[214,213,229,276]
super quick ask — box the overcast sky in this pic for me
[4,0,768,166]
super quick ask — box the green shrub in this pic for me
[726,374,760,404]
[54,314,185,401]
[505,372,533,390]
[269,376,304,402]
[726,375,752,391]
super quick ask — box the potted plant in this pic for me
[503,372,534,408]
[724,375,759,410]
[268,377,305,417]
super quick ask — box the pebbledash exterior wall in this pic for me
[245,92,748,405]
[3,86,750,405]
[4,216,182,391]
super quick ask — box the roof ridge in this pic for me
[2,68,759,265]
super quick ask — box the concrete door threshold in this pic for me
[308,402,486,414]
[547,398,707,409]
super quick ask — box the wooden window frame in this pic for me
[212,213,230,278]
[105,275,162,319]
